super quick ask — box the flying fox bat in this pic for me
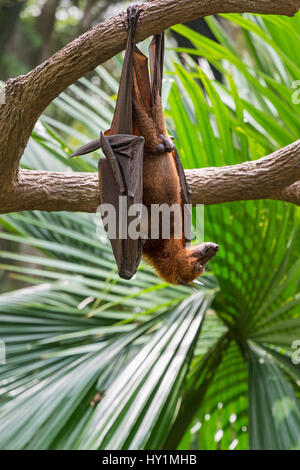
[71,5,219,287]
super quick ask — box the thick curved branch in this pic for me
[0,140,299,214]
[1,0,300,193]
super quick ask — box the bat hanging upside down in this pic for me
[71,5,219,287]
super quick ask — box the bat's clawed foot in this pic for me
[156,134,175,153]
[120,4,143,32]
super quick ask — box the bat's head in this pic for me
[178,242,219,287]
[143,241,219,288]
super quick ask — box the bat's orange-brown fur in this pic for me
[133,89,218,285]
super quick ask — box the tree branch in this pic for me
[0,0,300,212]
[0,139,299,214]
[186,139,300,205]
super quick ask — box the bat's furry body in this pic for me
[133,98,199,285]
[131,35,218,285]
[71,5,218,286]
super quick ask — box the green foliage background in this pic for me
[0,13,299,450]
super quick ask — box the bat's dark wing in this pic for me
[70,138,101,157]
[172,147,192,208]
[172,147,192,244]
[99,7,146,280]
[149,33,164,106]
[71,6,145,280]
[99,133,144,279]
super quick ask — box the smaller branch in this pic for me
[187,139,300,205]
[273,181,300,205]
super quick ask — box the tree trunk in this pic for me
[0,0,27,53]
[35,0,61,64]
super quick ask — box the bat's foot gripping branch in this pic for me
[156,134,175,153]
[120,4,143,35]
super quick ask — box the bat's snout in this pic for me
[195,242,219,265]
[203,242,219,255]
